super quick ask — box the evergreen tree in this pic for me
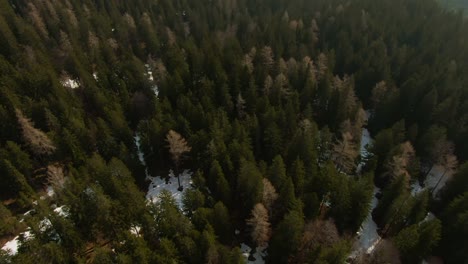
[268,210,304,264]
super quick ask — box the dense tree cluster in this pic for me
[0,0,467,263]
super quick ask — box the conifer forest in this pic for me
[0,0,467,263]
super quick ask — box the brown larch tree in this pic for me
[331,132,358,174]
[262,178,278,213]
[16,109,56,156]
[246,203,271,247]
[166,130,191,190]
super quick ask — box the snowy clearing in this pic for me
[135,133,192,209]
[146,170,192,209]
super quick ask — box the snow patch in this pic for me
[130,225,141,236]
[357,128,372,173]
[1,231,32,255]
[144,64,159,97]
[134,134,150,179]
[146,170,192,209]
[47,186,55,197]
[53,205,69,217]
[134,135,146,167]
[424,165,451,197]
[61,78,80,89]
[350,122,381,258]
[410,181,424,196]
[240,243,268,264]
[353,187,381,256]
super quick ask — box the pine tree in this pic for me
[291,158,305,198]
[268,155,287,190]
[237,160,264,217]
[268,210,304,264]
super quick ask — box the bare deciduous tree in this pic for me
[331,132,358,173]
[166,130,191,190]
[260,46,274,69]
[47,164,66,193]
[371,81,388,109]
[166,27,176,46]
[385,141,415,182]
[310,19,320,43]
[66,8,78,28]
[263,75,273,95]
[274,73,292,97]
[262,178,278,213]
[293,219,340,263]
[88,31,99,49]
[246,203,271,247]
[317,53,327,79]
[107,38,118,50]
[123,13,136,29]
[16,109,56,156]
[28,3,48,38]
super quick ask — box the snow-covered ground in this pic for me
[350,123,382,258]
[144,64,159,97]
[424,165,452,197]
[1,205,68,255]
[61,78,80,89]
[351,187,381,257]
[357,128,372,173]
[146,170,192,209]
[134,134,150,179]
[134,134,192,209]
[1,230,32,255]
[1,185,68,255]
[240,243,268,264]
[410,164,452,197]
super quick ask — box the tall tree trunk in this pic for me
[176,163,183,191]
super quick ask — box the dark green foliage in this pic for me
[237,160,263,217]
[268,210,304,264]
[394,219,442,263]
[211,202,233,244]
[182,189,206,216]
[268,155,287,190]
[0,203,19,237]
[437,192,468,263]
[0,0,466,262]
